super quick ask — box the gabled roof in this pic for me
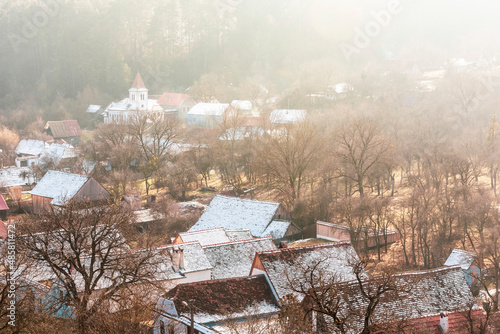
[270,109,306,124]
[253,242,364,300]
[162,275,279,324]
[29,170,90,205]
[15,139,45,156]
[314,266,478,332]
[230,100,252,110]
[45,120,82,138]
[187,103,229,116]
[261,220,292,239]
[444,249,477,270]
[189,195,281,237]
[0,194,8,211]
[225,229,253,241]
[130,73,147,90]
[202,237,276,279]
[86,105,101,113]
[157,92,193,106]
[105,98,162,112]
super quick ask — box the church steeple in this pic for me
[129,73,148,110]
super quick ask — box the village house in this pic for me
[250,241,366,302]
[103,73,167,124]
[15,139,77,169]
[29,170,110,213]
[0,166,35,202]
[173,228,277,280]
[269,109,306,125]
[186,103,230,127]
[303,266,490,333]
[44,120,82,145]
[153,275,279,334]
[157,92,196,121]
[188,195,300,242]
[316,220,400,251]
[444,249,481,293]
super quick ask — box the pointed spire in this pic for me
[131,73,146,90]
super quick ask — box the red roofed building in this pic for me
[0,220,8,239]
[154,275,279,333]
[157,92,196,121]
[44,120,82,145]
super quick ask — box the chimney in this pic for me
[439,313,449,334]
[178,246,185,271]
[171,248,180,272]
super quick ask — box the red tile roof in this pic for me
[163,275,278,319]
[131,73,146,89]
[157,92,192,106]
[0,195,8,211]
[45,120,82,138]
[377,309,491,333]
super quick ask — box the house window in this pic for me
[160,320,165,334]
[20,160,28,167]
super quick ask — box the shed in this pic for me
[29,170,110,213]
[44,120,82,145]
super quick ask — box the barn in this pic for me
[30,170,110,213]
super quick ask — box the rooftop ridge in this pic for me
[202,236,273,248]
[178,227,226,235]
[393,265,463,278]
[450,248,478,256]
[257,240,353,255]
[165,274,265,293]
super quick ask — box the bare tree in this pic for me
[257,122,323,207]
[334,119,395,197]
[18,201,163,334]
[129,112,181,195]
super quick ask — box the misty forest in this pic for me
[2,0,500,333]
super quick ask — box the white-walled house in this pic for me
[103,73,167,124]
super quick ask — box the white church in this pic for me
[103,73,165,124]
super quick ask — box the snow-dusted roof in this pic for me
[162,275,279,324]
[269,109,306,124]
[39,143,76,166]
[105,98,162,112]
[188,195,280,237]
[225,229,253,241]
[444,249,477,270]
[133,208,163,224]
[203,237,276,280]
[327,266,477,332]
[254,242,364,300]
[177,227,231,246]
[15,139,45,156]
[230,100,252,110]
[86,105,101,113]
[187,103,229,116]
[0,167,33,188]
[30,170,89,205]
[261,220,291,239]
